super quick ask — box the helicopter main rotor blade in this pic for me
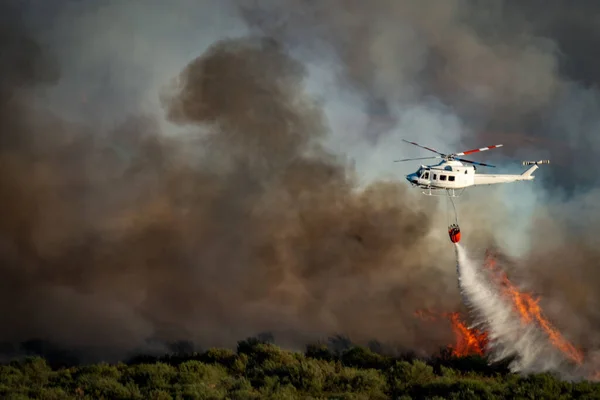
[455,157,496,167]
[393,156,442,162]
[402,139,445,156]
[454,144,503,156]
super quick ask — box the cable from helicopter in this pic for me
[447,192,460,243]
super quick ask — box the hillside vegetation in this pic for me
[1,337,599,399]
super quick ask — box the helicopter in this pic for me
[396,139,550,198]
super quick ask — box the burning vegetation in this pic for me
[414,309,488,358]
[483,250,585,366]
[418,248,600,380]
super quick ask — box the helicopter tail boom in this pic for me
[472,159,549,185]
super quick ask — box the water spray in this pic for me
[454,243,582,377]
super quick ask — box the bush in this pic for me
[123,362,177,394]
[305,344,335,362]
[341,346,388,370]
[200,348,237,370]
[176,360,228,385]
[0,342,598,398]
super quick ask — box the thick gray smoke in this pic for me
[238,0,600,369]
[1,0,599,367]
[237,0,600,190]
[0,1,473,362]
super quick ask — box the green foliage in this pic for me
[125,362,176,390]
[0,342,600,399]
[176,360,228,385]
[341,346,389,370]
[200,348,237,369]
[325,366,388,398]
[506,372,574,399]
[305,343,335,362]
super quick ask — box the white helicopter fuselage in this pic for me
[405,159,543,190]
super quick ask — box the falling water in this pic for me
[454,243,571,375]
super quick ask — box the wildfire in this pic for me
[483,250,584,365]
[414,249,600,379]
[448,312,489,357]
[414,309,488,357]
[414,250,585,365]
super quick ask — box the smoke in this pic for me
[1,0,599,369]
[237,0,600,370]
[237,0,600,193]
[238,1,560,140]
[0,2,473,361]
[234,0,563,254]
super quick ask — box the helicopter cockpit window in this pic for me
[423,172,430,179]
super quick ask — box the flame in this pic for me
[414,249,600,378]
[414,309,488,357]
[483,250,584,365]
[447,312,489,357]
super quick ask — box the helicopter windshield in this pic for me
[417,168,429,179]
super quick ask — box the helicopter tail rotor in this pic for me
[522,160,550,166]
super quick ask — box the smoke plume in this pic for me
[1,0,600,370]
[0,4,469,361]
[238,0,600,373]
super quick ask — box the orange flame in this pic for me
[414,250,600,378]
[414,309,488,357]
[484,250,584,365]
[447,312,489,357]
